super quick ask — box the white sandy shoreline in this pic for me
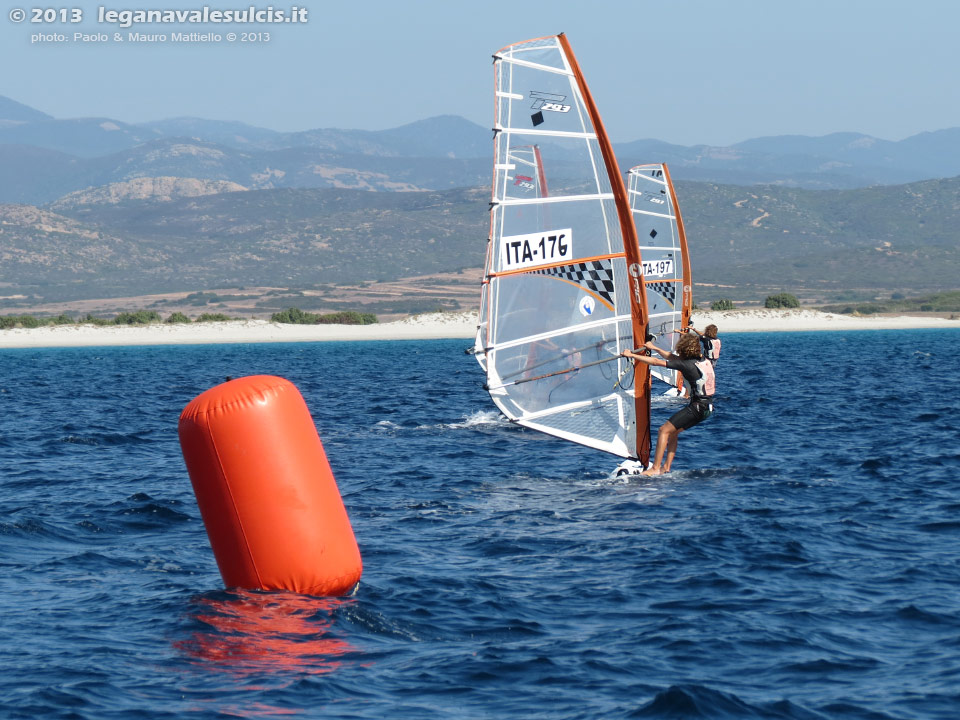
[0,309,957,349]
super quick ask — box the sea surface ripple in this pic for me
[1,329,958,718]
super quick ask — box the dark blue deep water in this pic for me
[1,329,959,719]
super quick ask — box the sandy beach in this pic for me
[0,309,957,349]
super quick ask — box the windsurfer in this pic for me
[622,333,715,475]
[686,324,721,366]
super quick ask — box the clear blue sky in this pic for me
[2,0,958,146]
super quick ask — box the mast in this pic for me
[532,144,549,198]
[557,33,651,465]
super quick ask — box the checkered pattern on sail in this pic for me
[647,280,676,308]
[531,260,615,305]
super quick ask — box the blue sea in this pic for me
[1,328,959,719]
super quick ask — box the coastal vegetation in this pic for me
[0,310,245,328]
[764,293,801,309]
[271,308,377,325]
[113,310,162,324]
[711,299,735,310]
[0,307,381,329]
[0,313,74,329]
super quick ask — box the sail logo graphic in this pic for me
[628,263,644,307]
[579,296,595,317]
[514,174,535,190]
[499,228,572,271]
[529,91,570,126]
[529,91,570,113]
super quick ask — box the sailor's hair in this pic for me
[705,324,718,338]
[676,333,701,359]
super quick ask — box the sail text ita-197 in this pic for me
[473,34,652,464]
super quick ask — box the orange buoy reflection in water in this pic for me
[176,589,355,677]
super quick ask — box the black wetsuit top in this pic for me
[665,355,716,430]
[666,355,715,403]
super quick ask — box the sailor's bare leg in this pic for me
[643,421,677,475]
[663,429,682,472]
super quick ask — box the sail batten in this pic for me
[491,253,627,279]
[496,56,576,76]
[476,34,653,463]
[633,210,677,220]
[495,193,614,206]
[484,315,633,353]
[497,128,599,140]
[515,391,630,420]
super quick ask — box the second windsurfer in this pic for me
[688,324,721,366]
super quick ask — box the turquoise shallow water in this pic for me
[1,329,959,719]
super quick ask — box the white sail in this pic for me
[475,34,652,462]
[628,163,692,392]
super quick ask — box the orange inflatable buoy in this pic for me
[178,375,362,596]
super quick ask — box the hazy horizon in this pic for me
[2,0,959,146]
[3,92,955,149]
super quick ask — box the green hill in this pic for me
[674,177,960,300]
[1,175,957,305]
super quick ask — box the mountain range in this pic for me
[2,176,957,308]
[3,95,960,205]
[1,95,958,312]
